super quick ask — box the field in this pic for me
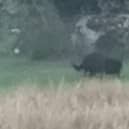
[0,79,129,129]
[0,57,80,90]
[0,57,128,89]
[0,57,129,128]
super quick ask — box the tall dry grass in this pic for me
[0,78,129,129]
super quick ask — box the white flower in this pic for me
[14,48,20,54]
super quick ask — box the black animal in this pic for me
[104,58,122,76]
[72,53,122,76]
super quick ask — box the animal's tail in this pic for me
[72,64,82,71]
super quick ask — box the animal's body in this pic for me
[72,53,122,76]
[104,58,122,76]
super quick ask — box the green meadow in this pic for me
[0,57,81,90]
[0,57,129,129]
[0,57,128,91]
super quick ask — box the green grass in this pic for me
[0,57,81,90]
[0,57,128,90]
[121,62,129,79]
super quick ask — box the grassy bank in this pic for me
[0,58,129,128]
[0,79,128,129]
[0,57,128,90]
[0,57,80,90]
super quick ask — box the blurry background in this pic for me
[0,0,128,88]
[0,0,128,61]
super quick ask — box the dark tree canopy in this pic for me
[53,0,101,18]
[53,0,128,20]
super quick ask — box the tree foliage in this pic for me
[0,0,71,59]
[0,0,129,60]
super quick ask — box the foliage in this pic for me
[53,0,129,19]
[87,14,129,60]
[53,0,100,19]
[0,0,129,60]
[0,0,71,59]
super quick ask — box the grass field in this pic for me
[0,57,81,90]
[0,57,129,128]
[0,79,129,129]
[0,57,128,90]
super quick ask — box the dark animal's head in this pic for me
[72,64,82,71]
